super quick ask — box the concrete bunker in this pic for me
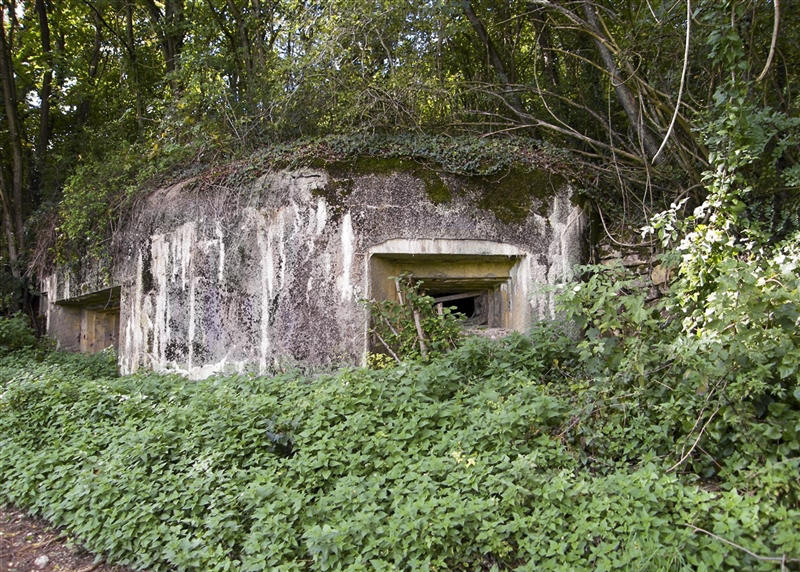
[42,164,588,376]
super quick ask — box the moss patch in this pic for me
[311,157,452,207]
[311,164,355,222]
[308,157,564,224]
[417,169,451,204]
[474,167,565,224]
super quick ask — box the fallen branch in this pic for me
[380,314,400,339]
[755,0,780,82]
[74,562,104,572]
[412,309,428,358]
[652,0,691,163]
[667,408,719,473]
[373,330,401,364]
[686,524,800,566]
[78,560,104,572]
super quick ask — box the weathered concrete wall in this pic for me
[43,165,587,378]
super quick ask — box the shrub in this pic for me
[0,313,37,351]
[364,273,463,363]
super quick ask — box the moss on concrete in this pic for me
[312,175,354,223]
[308,157,565,223]
[417,169,451,204]
[474,167,565,224]
[311,157,452,206]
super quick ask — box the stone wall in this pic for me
[43,165,588,378]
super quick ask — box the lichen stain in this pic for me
[151,234,169,362]
[338,212,355,302]
[215,221,225,285]
[257,212,273,372]
[316,197,328,234]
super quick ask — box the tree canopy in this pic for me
[0,0,798,307]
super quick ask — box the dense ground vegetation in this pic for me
[1,209,799,569]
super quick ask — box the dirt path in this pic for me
[0,506,137,572]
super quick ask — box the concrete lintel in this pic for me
[368,238,527,259]
[55,285,122,311]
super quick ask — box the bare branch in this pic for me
[373,330,402,364]
[412,309,427,358]
[653,0,691,163]
[596,204,655,248]
[667,408,719,473]
[686,525,800,564]
[755,0,779,82]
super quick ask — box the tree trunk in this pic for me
[249,0,267,70]
[461,0,528,119]
[0,8,25,253]
[0,167,20,277]
[164,0,184,78]
[77,13,102,124]
[204,0,244,98]
[33,0,52,201]
[227,0,254,78]
[581,1,662,162]
[144,0,185,91]
[530,6,559,86]
[125,0,144,131]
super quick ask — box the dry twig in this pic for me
[686,524,800,567]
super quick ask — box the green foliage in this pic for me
[1,311,799,570]
[364,274,463,363]
[6,0,800,280]
[54,134,197,265]
[0,271,38,316]
[527,21,800,565]
[557,256,800,481]
[56,145,139,264]
[365,352,396,370]
[3,4,800,569]
[284,134,575,178]
[0,313,37,351]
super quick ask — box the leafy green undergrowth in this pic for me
[0,313,38,352]
[1,326,799,571]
